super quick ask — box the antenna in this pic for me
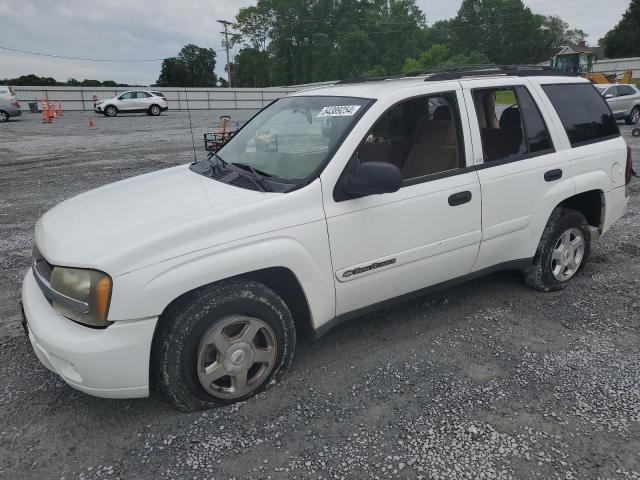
[184,87,197,163]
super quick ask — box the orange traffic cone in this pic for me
[42,99,51,124]
[88,117,95,128]
[57,102,62,116]
[49,102,56,120]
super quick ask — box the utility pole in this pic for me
[218,19,233,87]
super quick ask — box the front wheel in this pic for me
[525,208,591,292]
[626,106,640,125]
[104,105,118,117]
[153,279,296,411]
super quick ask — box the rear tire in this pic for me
[153,279,296,411]
[104,105,117,117]
[524,208,591,292]
[0,110,9,122]
[626,106,640,125]
[148,104,161,116]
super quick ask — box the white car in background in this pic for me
[94,90,168,117]
[596,84,640,125]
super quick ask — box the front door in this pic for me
[323,89,482,316]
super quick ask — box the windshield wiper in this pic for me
[208,152,228,169]
[231,162,272,192]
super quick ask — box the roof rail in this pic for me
[335,75,409,85]
[423,65,578,81]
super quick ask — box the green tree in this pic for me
[540,16,587,58]
[156,44,217,87]
[600,0,640,58]
[452,0,547,64]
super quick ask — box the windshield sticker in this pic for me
[317,105,361,117]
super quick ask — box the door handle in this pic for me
[448,191,472,206]
[544,169,563,182]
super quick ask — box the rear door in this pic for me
[461,78,575,271]
[322,85,482,315]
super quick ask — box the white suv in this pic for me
[22,67,632,410]
[94,90,168,117]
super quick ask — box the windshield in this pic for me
[215,96,372,183]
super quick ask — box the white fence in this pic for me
[13,86,302,112]
[591,57,640,78]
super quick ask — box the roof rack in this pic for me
[334,64,578,85]
[423,64,578,81]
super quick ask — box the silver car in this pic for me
[0,86,22,122]
[94,90,168,117]
[596,84,640,125]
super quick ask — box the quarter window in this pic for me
[356,93,465,181]
[472,86,554,163]
[542,83,619,147]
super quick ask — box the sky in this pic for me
[0,0,632,85]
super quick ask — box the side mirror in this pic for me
[340,161,402,199]
[605,94,614,99]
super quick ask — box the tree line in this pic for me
[0,74,137,87]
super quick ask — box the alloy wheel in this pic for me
[550,228,585,281]
[197,315,277,399]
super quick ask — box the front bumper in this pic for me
[22,269,158,399]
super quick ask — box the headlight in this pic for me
[50,267,112,327]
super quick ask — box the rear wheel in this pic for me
[525,208,591,292]
[153,279,296,411]
[148,104,161,116]
[626,106,640,125]
[0,110,9,122]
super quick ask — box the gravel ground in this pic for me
[0,111,639,480]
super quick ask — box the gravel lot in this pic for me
[1,111,639,480]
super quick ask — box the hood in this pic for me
[36,165,279,275]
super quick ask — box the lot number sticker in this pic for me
[317,105,361,117]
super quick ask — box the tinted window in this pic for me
[515,86,553,154]
[357,92,465,181]
[542,83,619,147]
[119,92,133,100]
[618,85,634,96]
[138,91,152,98]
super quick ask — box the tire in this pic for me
[626,106,640,125]
[0,110,9,122]
[148,104,161,116]
[153,278,296,411]
[525,208,591,292]
[104,105,118,117]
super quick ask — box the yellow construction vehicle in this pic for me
[551,50,632,84]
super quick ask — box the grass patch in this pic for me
[494,89,517,105]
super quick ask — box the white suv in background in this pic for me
[23,67,632,411]
[596,83,640,125]
[94,90,168,117]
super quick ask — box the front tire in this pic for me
[104,105,118,117]
[626,106,640,125]
[148,104,161,116]
[525,208,591,292]
[153,279,296,411]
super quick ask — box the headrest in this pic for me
[433,105,452,121]
[499,108,522,131]
[416,119,456,145]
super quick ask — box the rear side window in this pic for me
[472,86,553,163]
[617,85,635,96]
[542,83,619,147]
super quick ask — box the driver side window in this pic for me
[355,92,465,182]
[119,92,133,100]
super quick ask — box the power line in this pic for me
[0,45,165,62]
